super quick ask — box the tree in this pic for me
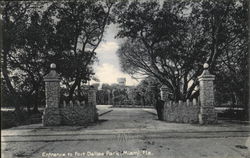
[1,1,58,113]
[115,0,248,104]
[248,0,250,121]
[129,77,161,107]
[49,1,115,100]
[116,0,206,101]
[191,0,248,118]
[1,2,50,114]
[1,1,116,113]
[9,10,55,113]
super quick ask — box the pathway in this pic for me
[1,106,250,158]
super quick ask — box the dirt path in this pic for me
[1,107,250,158]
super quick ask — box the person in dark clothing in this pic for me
[155,96,165,120]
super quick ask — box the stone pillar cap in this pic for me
[50,63,56,69]
[44,63,60,81]
[203,63,209,69]
[160,85,168,90]
[198,63,215,80]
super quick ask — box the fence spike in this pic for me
[179,100,182,105]
[70,100,73,107]
[76,100,80,106]
[166,101,170,107]
[193,98,197,106]
[63,101,67,107]
[81,101,85,106]
[173,101,177,107]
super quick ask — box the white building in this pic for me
[117,78,126,86]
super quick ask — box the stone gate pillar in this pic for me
[88,86,98,121]
[160,85,168,101]
[42,63,61,126]
[149,84,157,107]
[88,86,97,106]
[112,90,116,106]
[107,89,111,105]
[198,63,217,124]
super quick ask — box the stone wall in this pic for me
[159,63,217,125]
[162,99,200,123]
[60,105,96,125]
[43,101,98,126]
[43,63,98,126]
[43,107,61,126]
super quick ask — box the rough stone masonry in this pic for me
[42,63,98,126]
[160,63,217,124]
[198,63,217,124]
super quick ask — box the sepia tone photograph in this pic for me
[1,0,249,158]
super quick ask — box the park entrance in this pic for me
[42,63,217,126]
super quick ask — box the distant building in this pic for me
[117,78,126,86]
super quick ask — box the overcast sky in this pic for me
[91,0,168,86]
[92,24,140,86]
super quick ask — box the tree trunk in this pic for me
[142,96,145,107]
[77,79,81,100]
[247,0,250,121]
[68,79,79,101]
[27,103,31,114]
[32,91,39,114]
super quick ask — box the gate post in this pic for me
[88,86,98,121]
[198,63,217,124]
[112,90,116,106]
[88,86,97,106]
[107,89,111,105]
[160,85,168,101]
[42,63,61,126]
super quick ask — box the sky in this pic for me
[91,0,168,86]
[91,24,140,86]
[91,0,192,86]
